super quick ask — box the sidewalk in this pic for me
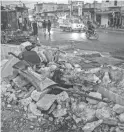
[97,27,124,33]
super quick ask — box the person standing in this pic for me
[42,20,47,35]
[32,17,38,36]
[47,20,51,35]
[23,18,27,31]
[18,16,23,30]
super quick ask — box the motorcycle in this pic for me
[84,27,99,40]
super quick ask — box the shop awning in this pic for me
[96,10,119,14]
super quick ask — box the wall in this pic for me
[102,0,124,8]
[101,14,108,27]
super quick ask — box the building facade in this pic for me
[96,0,124,27]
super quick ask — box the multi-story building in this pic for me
[96,0,124,27]
[34,2,58,14]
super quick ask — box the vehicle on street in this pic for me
[58,18,86,32]
[84,27,99,40]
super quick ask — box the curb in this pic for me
[97,28,124,33]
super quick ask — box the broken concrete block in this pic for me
[82,120,103,132]
[29,102,41,116]
[65,63,73,69]
[36,94,56,111]
[97,102,108,109]
[20,97,32,106]
[80,108,96,123]
[13,75,29,88]
[57,91,69,102]
[118,113,124,123]
[113,104,124,114]
[116,127,123,132]
[96,107,112,120]
[31,90,41,102]
[52,108,67,118]
[103,118,118,126]
[86,92,102,105]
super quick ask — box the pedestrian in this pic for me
[47,20,51,35]
[18,16,23,30]
[42,20,47,35]
[32,17,38,36]
[23,18,27,31]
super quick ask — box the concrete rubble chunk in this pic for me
[82,119,103,132]
[118,113,124,123]
[20,97,32,106]
[65,63,73,70]
[110,69,123,82]
[86,92,102,105]
[80,108,96,123]
[36,94,56,111]
[31,90,41,102]
[57,91,69,102]
[96,107,112,120]
[103,118,118,126]
[52,108,67,118]
[113,104,124,114]
[97,102,108,109]
[116,127,123,132]
[29,102,42,116]
[73,102,96,123]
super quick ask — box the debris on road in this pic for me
[1,39,124,132]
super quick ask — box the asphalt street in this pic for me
[38,28,124,53]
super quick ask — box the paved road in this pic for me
[38,28,124,53]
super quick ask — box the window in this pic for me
[114,0,117,6]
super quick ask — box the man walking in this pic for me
[18,16,23,30]
[47,20,51,35]
[32,16,38,36]
[42,20,47,35]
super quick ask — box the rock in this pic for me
[110,69,123,82]
[113,104,124,114]
[118,123,124,131]
[118,113,124,123]
[31,90,41,102]
[20,97,32,106]
[29,102,41,116]
[82,120,103,132]
[74,107,96,123]
[36,94,56,111]
[96,107,112,120]
[73,114,82,123]
[52,108,67,118]
[116,127,123,132]
[97,102,108,109]
[77,102,87,113]
[7,104,11,108]
[65,63,73,69]
[80,108,96,123]
[103,118,118,126]
[86,92,102,105]
[110,127,116,132]
[56,91,69,102]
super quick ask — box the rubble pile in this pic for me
[1,30,30,44]
[1,42,124,132]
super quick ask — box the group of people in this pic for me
[42,20,51,35]
[32,17,52,37]
[18,16,28,31]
